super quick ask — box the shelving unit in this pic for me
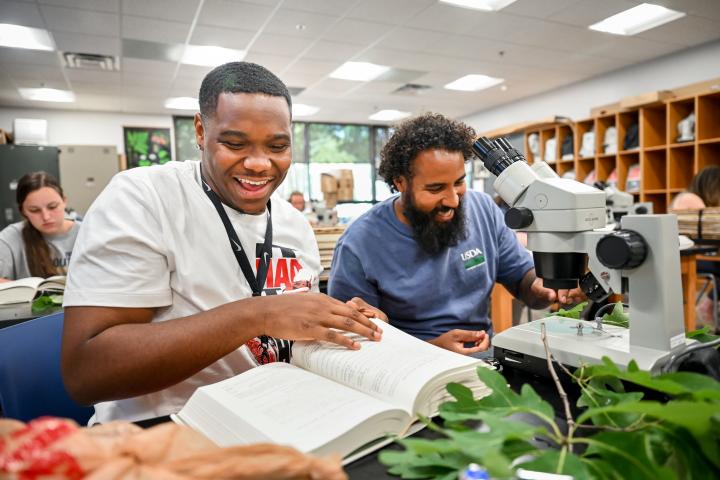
[518,85,720,214]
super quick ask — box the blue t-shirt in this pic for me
[328,190,534,340]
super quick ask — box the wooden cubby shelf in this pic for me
[517,83,718,214]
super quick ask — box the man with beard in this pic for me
[328,113,579,356]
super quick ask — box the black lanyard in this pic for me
[200,168,272,297]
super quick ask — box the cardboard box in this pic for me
[670,77,720,98]
[0,128,7,145]
[320,173,338,193]
[324,192,338,208]
[337,186,353,202]
[619,90,673,109]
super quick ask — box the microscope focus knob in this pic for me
[596,230,647,269]
[505,207,534,229]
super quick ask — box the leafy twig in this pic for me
[540,323,576,453]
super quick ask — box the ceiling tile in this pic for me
[374,27,449,52]
[40,5,120,36]
[404,3,491,34]
[65,69,122,84]
[0,1,46,28]
[122,58,176,77]
[321,18,393,45]
[8,64,67,84]
[190,25,255,49]
[121,0,199,23]
[547,0,640,27]
[653,0,720,21]
[502,0,582,19]
[281,0,351,16]
[52,31,121,56]
[263,9,338,38]
[122,15,190,44]
[635,15,720,46]
[301,40,365,62]
[0,47,61,66]
[39,0,119,13]
[197,0,274,29]
[347,0,434,25]
[251,33,314,57]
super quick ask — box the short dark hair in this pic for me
[378,113,476,193]
[199,62,292,120]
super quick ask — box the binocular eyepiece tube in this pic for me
[472,136,526,177]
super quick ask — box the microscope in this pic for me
[595,182,653,225]
[474,137,690,374]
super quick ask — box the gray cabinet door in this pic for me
[59,145,119,216]
[0,145,60,229]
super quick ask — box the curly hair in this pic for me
[378,113,476,192]
[199,62,291,120]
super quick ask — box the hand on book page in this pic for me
[257,292,382,350]
[345,296,388,322]
[174,320,491,462]
[291,319,491,416]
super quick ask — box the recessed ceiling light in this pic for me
[295,23,307,30]
[19,88,74,102]
[292,103,319,117]
[500,84,508,91]
[444,74,504,92]
[589,3,685,36]
[329,61,389,82]
[181,45,245,67]
[164,97,199,110]
[439,0,518,11]
[0,23,55,51]
[369,110,411,122]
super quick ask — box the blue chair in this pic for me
[0,311,93,424]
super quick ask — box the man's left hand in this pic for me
[530,276,585,305]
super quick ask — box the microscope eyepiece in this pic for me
[472,136,516,176]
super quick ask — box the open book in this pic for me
[0,275,65,305]
[173,320,492,463]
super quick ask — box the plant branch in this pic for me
[541,323,576,453]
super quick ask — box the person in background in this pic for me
[61,62,383,424]
[670,165,720,328]
[289,190,319,226]
[289,190,306,212]
[670,165,720,210]
[0,171,81,281]
[328,113,582,357]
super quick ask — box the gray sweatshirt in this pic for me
[0,220,81,279]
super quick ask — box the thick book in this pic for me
[173,319,491,463]
[0,275,65,305]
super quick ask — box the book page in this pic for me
[0,277,44,304]
[291,319,481,414]
[178,362,409,455]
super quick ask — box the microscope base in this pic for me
[493,316,694,375]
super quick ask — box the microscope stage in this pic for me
[493,316,690,374]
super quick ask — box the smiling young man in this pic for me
[328,113,578,356]
[62,62,383,423]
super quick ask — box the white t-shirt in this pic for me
[64,160,322,423]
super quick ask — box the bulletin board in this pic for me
[123,126,172,169]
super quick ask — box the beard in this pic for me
[402,191,467,255]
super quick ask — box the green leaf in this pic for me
[517,449,590,477]
[550,301,587,319]
[576,356,720,401]
[440,368,555,427]
[31,295,55,314]
[602,302,629,327]
[686,326,720,343]
[582,431,676,480]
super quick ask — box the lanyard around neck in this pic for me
[200,167,272,297]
